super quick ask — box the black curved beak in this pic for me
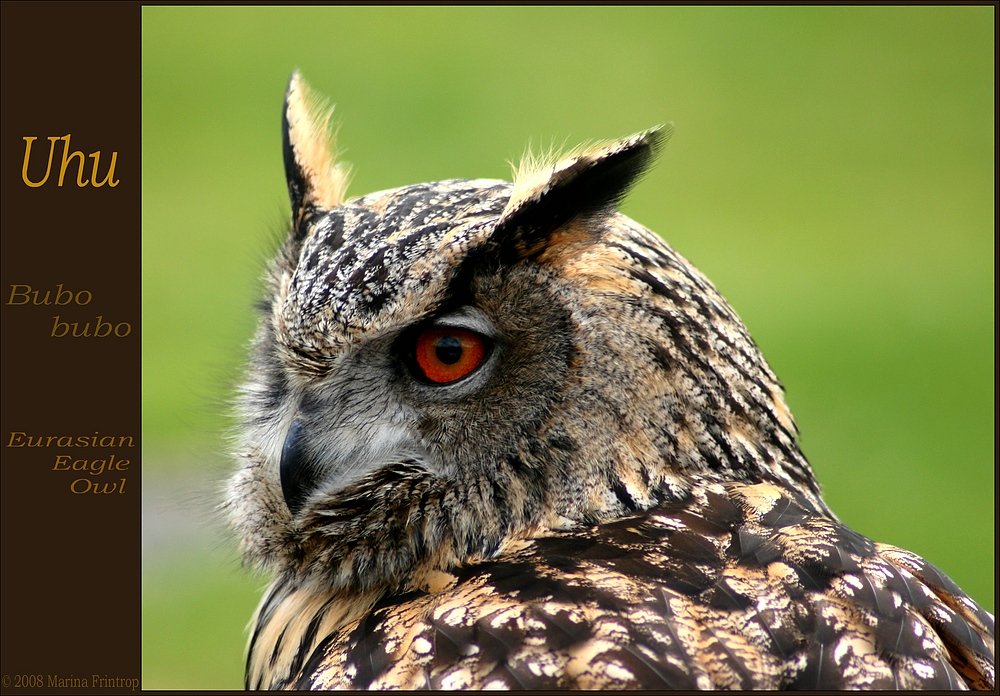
[279,418,322,517]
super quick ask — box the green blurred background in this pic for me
[142,6,994,689]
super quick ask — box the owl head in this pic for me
[227,73,822,594]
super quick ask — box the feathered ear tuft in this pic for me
[493,125,670,259]
[282,71,351,234]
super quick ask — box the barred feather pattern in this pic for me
[249,481,994,690]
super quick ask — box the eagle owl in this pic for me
[226,73,994,690]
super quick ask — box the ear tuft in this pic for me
[495,125,670,258]
[282,71,351,232]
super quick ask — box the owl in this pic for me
[225,72,994,690]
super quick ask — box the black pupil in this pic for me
[434,336,464,365]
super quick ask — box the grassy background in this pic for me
[142,6,994,689]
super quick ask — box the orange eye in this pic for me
[414,327,488,384]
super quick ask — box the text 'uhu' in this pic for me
[21,134,119,188]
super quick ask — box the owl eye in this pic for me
[413,326,489,385]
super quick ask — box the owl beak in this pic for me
[278,410,427,518]
[279,418,321,517]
